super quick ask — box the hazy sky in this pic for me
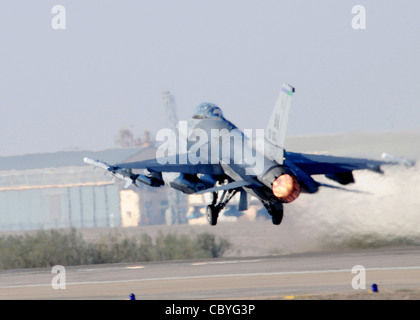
[1,0,419,156]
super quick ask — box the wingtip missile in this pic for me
[83,156,165,188]
[83,157,110,171]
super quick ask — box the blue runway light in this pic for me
[371,284,378,292]
[129,293,136,300]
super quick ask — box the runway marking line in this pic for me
[191,259,261,266]
[1,265,420,290]
[77,266,144,272]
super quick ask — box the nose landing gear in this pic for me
[206,190,238,226]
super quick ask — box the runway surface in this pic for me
[1,246,420,299]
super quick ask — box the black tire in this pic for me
[271,212,283,225]
[264,202,284,225]
[206,205,218,226]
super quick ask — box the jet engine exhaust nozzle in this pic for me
[272,174,301,203]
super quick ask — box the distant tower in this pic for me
[161,92,186,225]
[162,91,179,129]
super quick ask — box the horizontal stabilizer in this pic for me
[317,182,369,194]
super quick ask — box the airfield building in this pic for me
[0,146,175,231]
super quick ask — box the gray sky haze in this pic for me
[1,1,419,156]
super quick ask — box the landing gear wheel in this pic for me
[263,202,284,226]
[271,212,283,225]
[205,189,238,226]
[206,205,219,226]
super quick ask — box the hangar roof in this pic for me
[0,147,152,171]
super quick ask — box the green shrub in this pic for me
[0,229,232,270]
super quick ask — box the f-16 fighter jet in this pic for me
[84,83,413,226]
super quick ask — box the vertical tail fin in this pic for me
[264,83,295,164]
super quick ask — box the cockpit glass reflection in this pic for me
[192,102,224,119]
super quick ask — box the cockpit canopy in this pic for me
[192,102,224,120]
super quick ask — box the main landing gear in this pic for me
[263,201,284,225]
[205,190,284,226]
[206,190,238,226]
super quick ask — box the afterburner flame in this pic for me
[272,174,301,203]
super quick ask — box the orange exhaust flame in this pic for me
[272,174,301,203]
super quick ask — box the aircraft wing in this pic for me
[285,151,395,176]
[115,154,225,175]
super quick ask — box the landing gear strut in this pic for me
[206,190,238,226]
[263,201,284,225]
